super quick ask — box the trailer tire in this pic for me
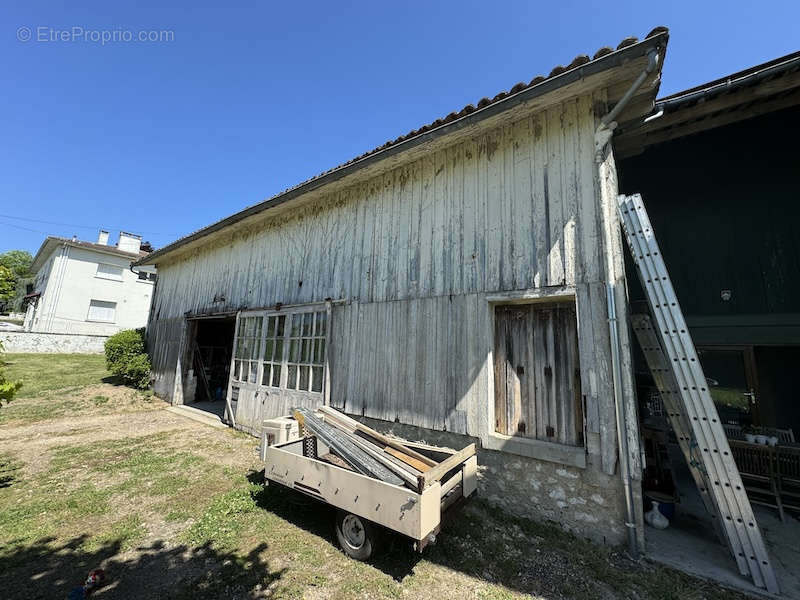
[335,510,380,561]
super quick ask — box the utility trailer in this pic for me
[260,406,478,560]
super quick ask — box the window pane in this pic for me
[287,365,297,390]
[291,315,302,337]
[271,365,281,387]
[314,339,325,365]
[303,313,313,336]
[312,366,323,392]
[234,360,241,380]
[274,340,283,363]
[301,339,310,362]
[249,361,258,383]
[261,364,270,386]
[251,338,260,360]
[254,317,263,339]
[276,315,285,336]
[266,316,275,338]
[264,340,273,362]
[316,311,327,336]
[299,365,309,391]
[290,339,300,362]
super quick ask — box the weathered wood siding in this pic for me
[148,91,623,471]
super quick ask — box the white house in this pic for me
[24,231,156,336]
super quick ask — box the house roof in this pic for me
[615,50,800,156]
[137,27,669,267]
[30,235,149,273]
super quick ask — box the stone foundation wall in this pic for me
[359,416,627,547]
[0,331,109,354]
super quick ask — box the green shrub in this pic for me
[104,328,145,368]
[0,340,22,405]
[104,329,151,390]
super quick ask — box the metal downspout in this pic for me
[595,46,661,559]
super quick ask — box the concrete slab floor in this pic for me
[188,400,226,420]
[644,443,800,599]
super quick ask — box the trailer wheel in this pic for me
[335,510,379,560]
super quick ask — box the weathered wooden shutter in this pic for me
[494,302,582,446]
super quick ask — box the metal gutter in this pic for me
[656,51,800,112]
[136,32,668,267]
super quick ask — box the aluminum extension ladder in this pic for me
[617,193,779,594]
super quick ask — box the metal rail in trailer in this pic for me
[260,405,478,560]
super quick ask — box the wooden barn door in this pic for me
[493,302,582,445]
[227,311,265,433]
[226,304,331,434]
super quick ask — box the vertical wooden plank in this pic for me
[562,99,579,287]
[452,143,465,296]
[546,105,565,286]
[409,162,422,298]
[462,138,478,294]
[475,135,488,293]
[501,123,514,291]
[524,306,537,438]
[419,154,435,298]
[512,116,533,290]
[531,112,548,287]
[485,128,503,292]
[493,306,507,435]
[545,307,557,441]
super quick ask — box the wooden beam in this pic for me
[385,447,431,473]
[318,406,437,467]
[418,443,476,489]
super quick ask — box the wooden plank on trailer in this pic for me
[419,443,477,489]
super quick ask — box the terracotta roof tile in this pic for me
[287,27,667,187]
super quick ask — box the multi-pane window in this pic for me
[261,315,286,388]
[286,311,327,392]
[233,315,262,384]
[231,308,327,394]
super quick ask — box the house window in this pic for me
[96,263,124,281]
[493,301,583,446]
[232,315,263,384]
[231,307,328,394]
[87,300,117,323]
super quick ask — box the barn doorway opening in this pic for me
[189,316,236,421]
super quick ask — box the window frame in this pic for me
[86,299,117,323]
[95,262,124,282]
[228,302,331,401]
[484,286,586,468]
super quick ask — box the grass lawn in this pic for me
[0,353,751,599]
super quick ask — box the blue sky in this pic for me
[2,1,798,255]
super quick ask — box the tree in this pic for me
[0,250,33,279]
[0,250,33,311]
[0,266,15,309]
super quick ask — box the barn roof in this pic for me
[137,27,669,267]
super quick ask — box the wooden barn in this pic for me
[137,29,671,548]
